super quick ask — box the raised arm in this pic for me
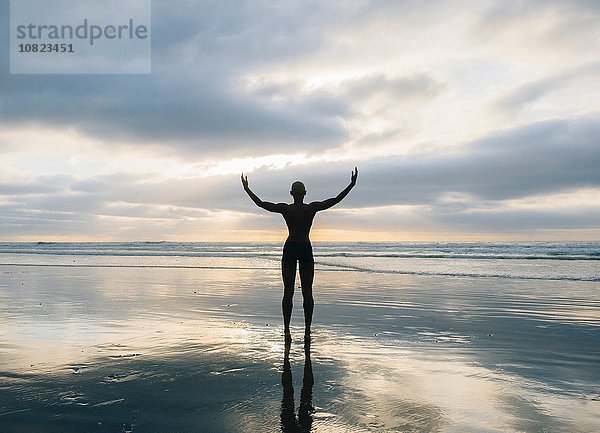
[310,167,358,212]
[241,173,287,213]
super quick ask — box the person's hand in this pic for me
[350,167,358,186]
[241,173,249,190]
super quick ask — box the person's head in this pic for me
[290,181,306,200]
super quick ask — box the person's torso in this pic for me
[282,203,316,242]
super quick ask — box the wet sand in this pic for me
[0,263,599,432]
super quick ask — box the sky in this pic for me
[1,0,599,242]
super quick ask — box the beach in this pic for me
[0,242,599,432]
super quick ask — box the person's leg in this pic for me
[282,259,296,339]
[299,260,315,336]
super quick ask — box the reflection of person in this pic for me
[242,168,358,342]
[280,341,314,432]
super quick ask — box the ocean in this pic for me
[0,241,598,432]
[1,241,599,281]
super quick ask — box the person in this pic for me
[241,167,358,343]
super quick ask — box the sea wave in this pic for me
[1,241,598,282]
[1,241,599,261]
[1,261,598,282]
[317,261,600,282]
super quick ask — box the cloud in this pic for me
[1,0,599,239]
[231,117,600,208]
[438,206,600,231]
[1,0,597,158]
[316,201,600,235]
[0,0,364,155]
[9,117,600,212]
[0,0,497,158]
[0,74,347,157]
[342,74,443,103]
[0,182,59,196]
[1,116,598,239]
[475,0,600,63]
[495,62,600,113]
[244,72,445,128]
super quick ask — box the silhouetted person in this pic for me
[280,339,314,432]
[242,168,358,342]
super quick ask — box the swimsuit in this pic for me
[282,240,314,263]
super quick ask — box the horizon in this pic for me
[3,238,600,244]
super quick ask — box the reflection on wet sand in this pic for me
[281,339,314,433]
[0,264,598,432]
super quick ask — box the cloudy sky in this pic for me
[1,0,599,241]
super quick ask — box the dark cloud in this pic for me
[437,207,600,231]
[246,72,444,129]
[315,204,600,234]
[0,182,58,195]
[233,117,600,208]
[0,73,346,157]
[0,1,447,157]
[0,202,93,238]
[0,0,359,155]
